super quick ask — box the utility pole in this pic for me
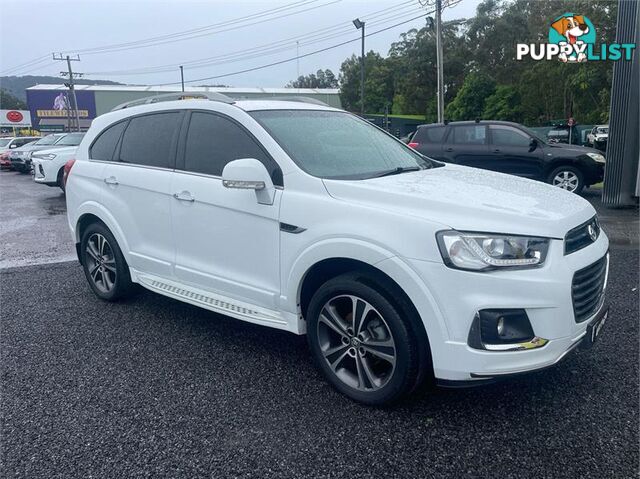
[53,53,82,132]
[435,0,444,123]
[296,41,300,80]
[180,66,185,92]
[353,18,365,115]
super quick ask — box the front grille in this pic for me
[571,255,608,323]
[565,216,600,255]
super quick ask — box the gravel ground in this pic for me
[1,249,638,479]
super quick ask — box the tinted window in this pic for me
[490,125,530,147]
[452,126,486,145]
[184,112,282,185]
[414,126,446,143]
[119,113,181,168]
[56,133,85,146]
[90,121,127,161]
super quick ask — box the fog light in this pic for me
[468,309,548,352]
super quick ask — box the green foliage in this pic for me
[445,72,496,121]
[0,88,27,109]
[334,0,617,125]
[287,69,338,88]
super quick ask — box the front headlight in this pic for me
[587,152,605,163]
[436,231,550,271]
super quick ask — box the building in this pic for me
[25,84,341,132]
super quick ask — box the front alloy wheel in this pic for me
[318,295,396,392]
[548,166,584,194]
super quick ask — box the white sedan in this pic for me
[31,146,77,192]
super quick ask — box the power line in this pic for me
[152,10,432,86]
[85,3,421,76]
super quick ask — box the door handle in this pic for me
[445,147,453,152]
[104,176,119,185]
[173,191,195,202]
[493,148,501,152]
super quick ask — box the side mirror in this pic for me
[9,144,17,149]
[528,138,538,152]
[222,158,275,205]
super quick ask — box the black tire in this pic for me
[547,165,585,194]
[306,273,421,405]
[57,168,65,193]
[80,222,136,301]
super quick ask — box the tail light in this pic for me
[408,142,419,149]
[63,159,76,188]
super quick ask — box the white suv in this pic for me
[65,97,609,405]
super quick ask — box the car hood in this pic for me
[32,146,77,157]
[323,164,595,238]
[546,143,601,156]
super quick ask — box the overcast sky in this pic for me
[0,0,480,88]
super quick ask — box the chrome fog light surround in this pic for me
[468,309,548,352]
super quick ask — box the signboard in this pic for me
[0,110,32,127]
[26,89,97,130]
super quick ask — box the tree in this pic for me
[287,69,338,88]
[445,72,496,121]
[0,89,27,109]
[483,85,523,122]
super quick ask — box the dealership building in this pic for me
[25,84,341,132]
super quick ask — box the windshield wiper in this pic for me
[372,166,422,178]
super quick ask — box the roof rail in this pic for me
[265,96,330,107]
[111,91,234,111]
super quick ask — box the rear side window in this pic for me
[414,126,446,143]
[183,112,282,185]
[90,121,127,161]
[452,125,486,145]
[119,112,182,168]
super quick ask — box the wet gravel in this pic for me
[1,249,638,478]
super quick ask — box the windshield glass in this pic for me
[35,134,62,146]
[250,110,431,180]
[597,127,608,134]
[56,133,85,146]
[0,139,11,147]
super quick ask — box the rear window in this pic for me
[414,126,446,143]
[119,112,182,168]
[90,121,127,161]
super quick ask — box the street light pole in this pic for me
[435,0,444,123]
[353,18,365,116]
[180,65,185,92]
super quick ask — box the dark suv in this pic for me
[409,121,605,194]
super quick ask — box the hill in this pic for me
[0,76,122,103]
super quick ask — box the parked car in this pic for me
[409,120,605,193]
[0,136,40,153]
[65,98,609,405]
[31,146,77,192]
[10,132,85,173]
[546,125,581,145]
[587,125,608,151]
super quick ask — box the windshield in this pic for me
[597,127,608,134]
[0,139,11,147]
[35,134,62,146]
[250,110,431,180]
[56,133,85,146]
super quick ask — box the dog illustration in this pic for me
[551,15,590,62]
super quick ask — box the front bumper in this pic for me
[31,158,59,185]
[404,232,609,382]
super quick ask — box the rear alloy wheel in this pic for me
[81,222,136,301]
[548,166,584,194]
[307,274,419,405]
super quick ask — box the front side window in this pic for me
[250,110,431,180]
[490,125,531,147]
[119,112,181,168]
[452,126,486,145]
[183,112,282,185]
[56,132,85,146]
[90,121,127,161]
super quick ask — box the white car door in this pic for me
[100,111,184,279]
[171,110,283,310]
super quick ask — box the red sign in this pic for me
[5,110,23,123]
